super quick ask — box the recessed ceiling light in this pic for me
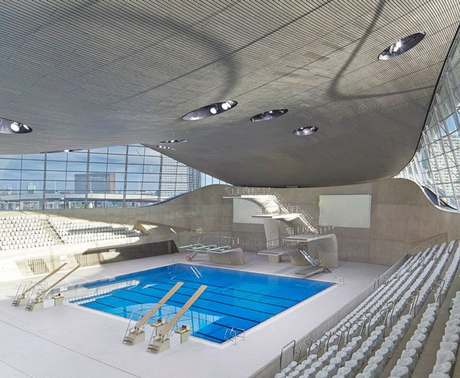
[250,109,288,122]
[378,32,426,60]
[159,139,187,144]
[156,145,175,150]
[293,126,318,136]
[0,117,33,134]
[182,100,237,121]
[40,149,79,154]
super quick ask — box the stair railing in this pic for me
[224,187,318,233]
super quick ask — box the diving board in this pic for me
[12,262,68,306]
[123,281,183,345]
[25,265,81,311]
[148,285,207,354]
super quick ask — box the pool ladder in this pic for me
[224,327,246,344]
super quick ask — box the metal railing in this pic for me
[224,327,246,345]
[404,233,447,257]
[266,238,280,250]
[286,225,334,236]
[280,339,301,370]
[188,234,240,248]
[224,186,318,234]
[225,187,273,196]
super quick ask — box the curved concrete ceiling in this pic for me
[0,1,459,187]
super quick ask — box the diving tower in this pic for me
[224,187,339,270]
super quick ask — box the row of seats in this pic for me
[0,215,57,250]
[48,218,142,244]
[275,240,458,378]
[429,291,460,377]
[441,247,460,298]
[360,315,413,377]
[340,244,450,378]
[388,304,438,377]
[0,214,143,250]
[276,248,425,377]
[385,245,460,377]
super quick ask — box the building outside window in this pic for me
[0,144,226,211]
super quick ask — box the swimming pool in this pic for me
[69,264,334,343]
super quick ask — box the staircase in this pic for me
[296,242,332,276]
[298,244,321,267]
[41,218,64,244]
[224,187,317,233]
[270,190,317,234]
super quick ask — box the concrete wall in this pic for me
[33,179,460,267]
[277,178,459,266]
[38,185,233,234]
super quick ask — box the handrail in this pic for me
[342,321,352,346]
[325,331,334,351]
[13,263,67,305]
[404,233,448,256]
[304,339,313,355]
[266,238,280,249]
[224,327,246,345]
[384,300,395,328]
[188,234,240,248]
[357,318,366,338]
[224,186,318,233]
[280,339,296,370]
[408,290,420,317]
[361,311,372,337]
[432,279,445,306]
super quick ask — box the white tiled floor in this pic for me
[0,252,387,378]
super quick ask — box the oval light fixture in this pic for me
[378,32,426,60]
[40,149,79,154]
[0,117,33,134]
[159,139,187,144]
[250,109,288,122]
[293,126,318,136]
[156,145,175,150]
[182,100,237,121]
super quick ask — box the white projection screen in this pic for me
[319,195,372,228]
[233,199,264,224]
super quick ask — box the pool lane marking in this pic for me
[131,283,289,312]
[85,291,270,325]
[147,278,298,306]
[125,286,284,316]
[83,300,256,344]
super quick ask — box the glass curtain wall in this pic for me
[396,28,460,209]
[0,144,226,211]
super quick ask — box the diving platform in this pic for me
[284,233,335,243]
[180,237,244,265]
[295,265,332,277]
[257,246,297,263]
[259,233,339,269]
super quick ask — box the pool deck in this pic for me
[0,252,387,378]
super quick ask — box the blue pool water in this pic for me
[69,264,334,343]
